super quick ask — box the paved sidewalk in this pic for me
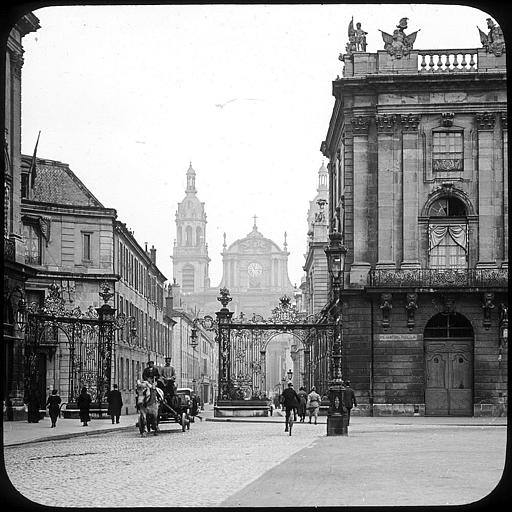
[2,405,216,446]
[3,404,505,447]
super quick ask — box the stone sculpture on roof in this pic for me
[478,18,505,56]
[379,17,420,59]
[344,17,367,57]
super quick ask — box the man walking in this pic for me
[281,382,299,433]
[344,380,357,425]
[107,384,123,424]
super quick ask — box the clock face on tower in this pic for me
[247,262,263,278]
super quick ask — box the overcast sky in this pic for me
[19,3,499,288]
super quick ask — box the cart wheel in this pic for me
[181,412,187,432]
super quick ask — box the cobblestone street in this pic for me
[3,415,507,508]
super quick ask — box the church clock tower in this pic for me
[172,163,211,293]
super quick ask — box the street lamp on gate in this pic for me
[324,231,348,436]
[287,368,293,383]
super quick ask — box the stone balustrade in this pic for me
[418,49,478,72]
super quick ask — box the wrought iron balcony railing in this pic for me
[368,268,508,289]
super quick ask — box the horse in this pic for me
[135,379,163,436]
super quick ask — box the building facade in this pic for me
[167,282,218,404]
[3,12,41,419]
[19,157,174,413]
[114,222,175,411]
[321,18,507,416]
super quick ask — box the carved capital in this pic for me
[399,114,420,132]
[351,116,370,135]
[475,112,496,131]
[432,294,457,315]
[376,114,397,133]
[441,112,455,127]
[500,112,507,130]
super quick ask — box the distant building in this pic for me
[172,164,295,319]
[302,161,330,391]
[321,18,507,416]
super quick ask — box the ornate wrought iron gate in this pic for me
[212,289,335,401]
[25,282,119,404]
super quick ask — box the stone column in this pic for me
[501,112,508,268]
[400,114,421,268]
[376,114,397,269]
[350,115,372,285]
[476,112,498,267]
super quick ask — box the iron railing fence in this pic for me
[368,267,508,288]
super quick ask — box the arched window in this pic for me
[424,313,473,338]
[196,227,202,246]
[185,226,192,246]
[177,226,182,246]
[428,197,468,269]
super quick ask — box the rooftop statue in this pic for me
[341,17,368,59]
[379,17,420,59]
[478,18,505,56]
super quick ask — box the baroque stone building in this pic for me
[172,164,295,318]
[321,18,507,416]
[3,13,40,419]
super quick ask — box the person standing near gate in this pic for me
[281,382,300,432]
[106,384,123,424]
[297,386,308,422]
[307,386,321,425]
[46,389,61,428]
[77,386,92,426]
[344,380,357,425]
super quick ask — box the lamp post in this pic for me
[287,368,293,385]
[190,324,198,393]
[324,231,348,436]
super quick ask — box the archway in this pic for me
[214,293,334,402]
[264,331,306,400]
[424,312,474,416]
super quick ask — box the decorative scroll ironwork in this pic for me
[214,292,335,401]
[368,268,508,288]
[25,282,125,404]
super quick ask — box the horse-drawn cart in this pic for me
[135,380,191,435]
[158,387,192,432]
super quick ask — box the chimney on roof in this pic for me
[150,245,156,264]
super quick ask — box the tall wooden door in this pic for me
[425,339,473,416]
